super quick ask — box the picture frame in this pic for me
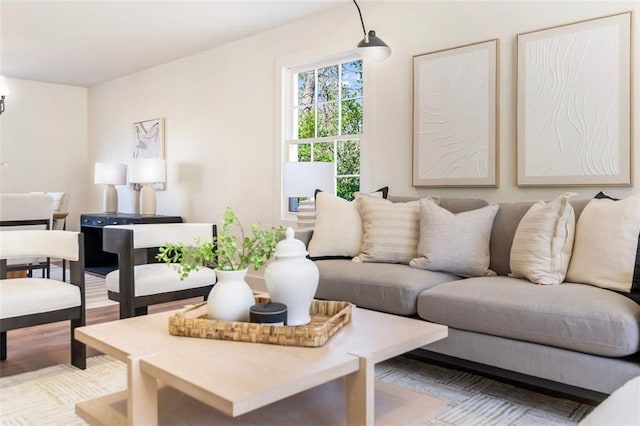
[517,12,632,186]
[133,117,166,190]
[413,39,499,187]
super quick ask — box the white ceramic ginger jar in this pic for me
[264,227,319,326]
[207,268,255,322]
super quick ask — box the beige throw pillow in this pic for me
[410,198,499,277]
[509,193,576,285]
[354,194,420,264]
[307,191,382,259]
[566,194,640,293]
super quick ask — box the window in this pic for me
[285,58,363,210]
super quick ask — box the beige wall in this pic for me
[86,1,639,227]
[0,78,88,230]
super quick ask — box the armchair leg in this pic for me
[135,306,148,317]
[1,331,6,361]
[70,319,86,369]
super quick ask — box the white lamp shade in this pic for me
[0,76,10,97]
[357,45,392,62]
[283,162,335,198]
[130,158,166,184]
[94,162,127,185]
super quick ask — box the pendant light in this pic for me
[352,0,391,62]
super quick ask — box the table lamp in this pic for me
[283,162,335,227]
[130,158,166,215]
[94,162,127,214]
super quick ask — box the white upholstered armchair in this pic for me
[103,223,217,319]
[0,230,86,369]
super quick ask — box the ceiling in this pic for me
[0,1,347,87]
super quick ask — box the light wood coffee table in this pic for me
[75,304,448,425]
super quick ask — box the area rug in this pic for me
[377,357,594,425]
[0,355,594,425]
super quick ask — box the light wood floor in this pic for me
[0,297,204,378]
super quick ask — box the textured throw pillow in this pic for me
[509,193,576,285]
[410,198,499,277]
[566,194,640,294]
[307,191,383,259]
[354,194,420,264]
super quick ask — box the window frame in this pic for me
[282,54,364,219]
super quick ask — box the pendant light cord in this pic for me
[353,0,367,36]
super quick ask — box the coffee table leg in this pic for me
[127,355,158,426]
[346,357,375,426]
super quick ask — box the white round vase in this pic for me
[207,269,255,322]
[264,227,319,326]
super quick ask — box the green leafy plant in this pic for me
[157,207,284,279]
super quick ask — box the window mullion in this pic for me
[286,135,361,145]
[338,66,343,137]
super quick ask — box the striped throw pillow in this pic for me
[509,193,576,285]
[354,194,420,264]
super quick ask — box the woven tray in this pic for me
[168,296,352,347]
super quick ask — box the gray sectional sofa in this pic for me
[297,197,640,400]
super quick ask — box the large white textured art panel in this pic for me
[413,39,498,187]
[517,13,631,186]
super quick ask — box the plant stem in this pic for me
[235,215,246,265]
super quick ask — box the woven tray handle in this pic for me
[329,303,351,322]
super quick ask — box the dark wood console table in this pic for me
[80,213,183,276]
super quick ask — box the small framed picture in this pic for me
[133,118,165,190]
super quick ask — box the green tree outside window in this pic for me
[292,60,362,202]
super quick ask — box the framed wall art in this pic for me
[413,39,499,187]
[133,117,166,190]
[517,12,631,186]
[134,118,164,159]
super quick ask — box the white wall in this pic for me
[87,1,639,228]
[0,78,88,230]
[366,1,640,202]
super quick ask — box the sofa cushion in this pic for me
[438,197,490,213]
[354,194,420,264]
[410,199,499,277]
[567,194,640,295]
[489,199,590,276]
[417,276,640,357]
[387,196,489,213]
[314,259,461,315]
[509,192,576,285]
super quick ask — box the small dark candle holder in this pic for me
[249,302,287,326]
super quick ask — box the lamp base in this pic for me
[102,185,118,214]
[139,183,157,215]
[296,199,316,228]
